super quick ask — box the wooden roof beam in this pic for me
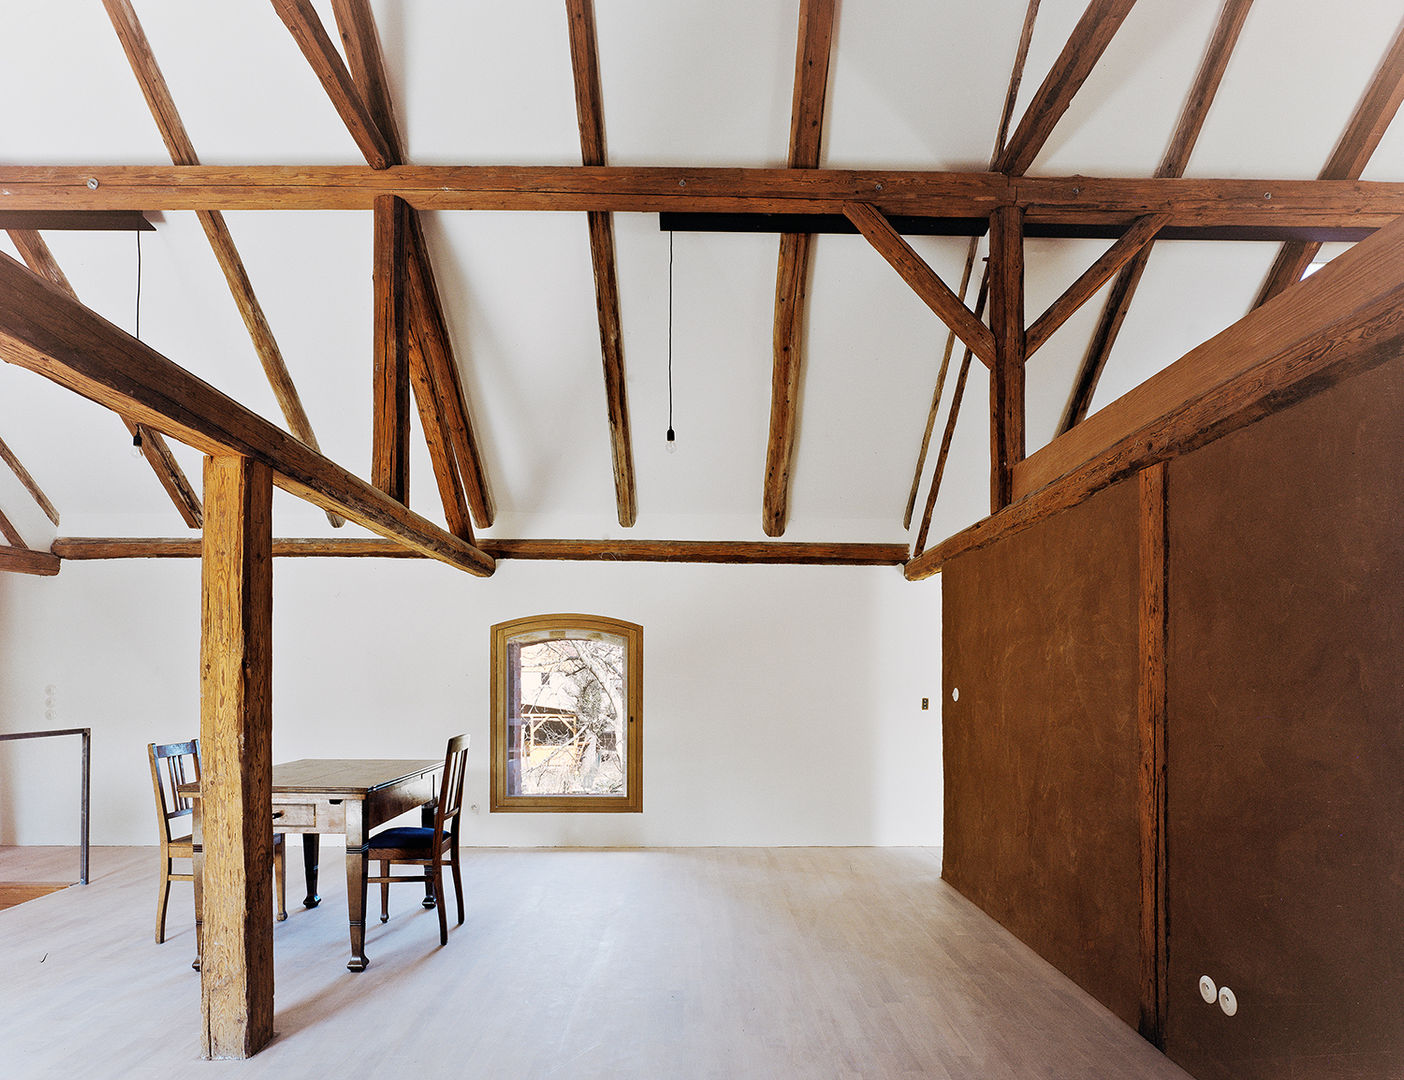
[371,195,410,502]
[1059,0,1257,434]
[1253,17,1404,307]
[282,0,496,529]
[844,202,997,367]
[763,0,836,537]
[7,228,203,527]
[0,545,60,577]
[101,0,342,528]
[0,432,59,527]
[567,0,637,528]
[52,536,909,566]
[907,212,1404,579]
[0,252,494,576]
[995,0,1140,175]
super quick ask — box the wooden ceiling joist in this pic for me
[7,228,203,528]
[994,0,1140,176]
[1059,0,1255,435]
[567,0,637,529]
[763,0,837,537]
[274,0,496,530]
[0,251,494,577]
[51,536,910,567]
[101,0,342,528]
[0,211,152,232]
[1253,18,1404,308]
[844,202,997,367]
[908,212,1404,579]
[0,505,26,548]
[10,166,1404,227]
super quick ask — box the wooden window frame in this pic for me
[489,613,643,813]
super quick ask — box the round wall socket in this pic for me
[1218,986,1238,1016]
[1198,975,1217,1003]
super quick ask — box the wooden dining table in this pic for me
[189,758,442,972]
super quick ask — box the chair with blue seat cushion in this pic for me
[367,733,470,946]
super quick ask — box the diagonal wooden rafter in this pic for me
[566,0,636,528]
[101,0,343,528]
[0,251,493,577]
[1058,0,1255,435]
[1026,212,1170,356]
[7,228,203,527]
[903,0,1041,530]
[764,0,836,537]
[0,432,59,527]
[995,0,1140,176]
[844,203,998,367]
[283,0,496,529]
[1252,17,1404,308]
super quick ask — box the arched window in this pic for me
[489,614,642,813]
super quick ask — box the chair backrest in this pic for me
[148,739,200,844]
[431,734,471,840]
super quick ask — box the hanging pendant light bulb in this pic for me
[665,231,677,454]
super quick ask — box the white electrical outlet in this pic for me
[1218,986,1237,1016]
[1198,975,1217,1003]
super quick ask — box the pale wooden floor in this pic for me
[0,846,1190,1079]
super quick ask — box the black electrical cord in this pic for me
[667,230,675,447]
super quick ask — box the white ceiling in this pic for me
[0,1,1400,548]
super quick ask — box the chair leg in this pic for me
[380,861,390,923]
[155,864,172,944]
[274,834,287,922]
[432,866,449,945]
[451,854,465,927]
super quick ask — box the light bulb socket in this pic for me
[666,427,675,443]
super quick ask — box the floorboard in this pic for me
[0,846,1191,1079]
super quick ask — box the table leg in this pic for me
[301,834,321,908]
[192,798,204,972]
[344,801,370,971]
[421,799,437,908]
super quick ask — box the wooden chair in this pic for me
[368,733,470,946]
[147,739,286,944]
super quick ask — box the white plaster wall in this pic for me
[0,555,941,847]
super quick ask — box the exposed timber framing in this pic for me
[1253,17,1404,308]
[51,536,910,566]
[269,0,394,168]
[9,167,1404,228]
[0,432,59,527]
[0,504,26,547]
[844,202,997,367]
[994,0,1140,175]
[7,229,203,527]
[906,212,1404,579]
[988,206,1025,512]
[1025,213,1169,357]
[278,0,496,530]
[198,454,274,1059]
[567,0,637,528]
[0,544,61,577]
[372,195,411,501]
[904,0,1040,531]
[0,251,495,577]
[764,0,837,537]
[101,0,342,528]
[1059,0,1255,434]
[913,270,990,556]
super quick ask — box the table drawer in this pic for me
[272,802,318,827]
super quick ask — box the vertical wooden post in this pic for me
[199,454,274,1059]
[1137,461,1169,1048]
[989,204,1026,512]
[372,194,410,501]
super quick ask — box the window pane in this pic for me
[506,632,627,798]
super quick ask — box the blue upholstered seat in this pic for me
[369,826,435,852]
